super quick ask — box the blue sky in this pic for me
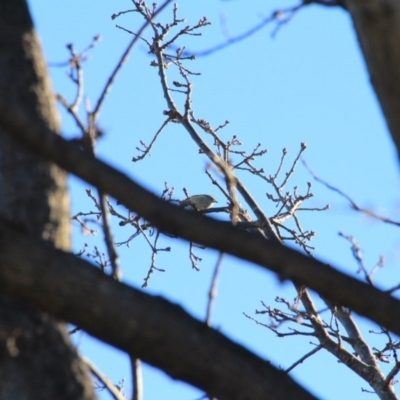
[28,1,400,399]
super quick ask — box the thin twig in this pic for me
[302,159,400,227]
[91,0,171,121]
[99,192,120,279]
[205,253,224,326]
[284,345,323,373]
[83,356,125,400]
[132,117,170,162]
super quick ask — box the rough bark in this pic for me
[0,0,399,399]
[0,1,95,398]
[1,100,400,338]
[344,0,400,159]
[0,220,317,400]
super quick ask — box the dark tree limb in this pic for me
[0,219,316,400]
[1,99,400,337]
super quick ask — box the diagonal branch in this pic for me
[2,100,400,337]
[0,219,316,400]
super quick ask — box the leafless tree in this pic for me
[0,1,400,399]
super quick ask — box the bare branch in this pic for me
[0,220,317,400]
[284,345,323,373]
[205,253,224,326]
[83,357,125,400]
[2,100,400,340]
[91,0,172,120]
[303,159,400,227]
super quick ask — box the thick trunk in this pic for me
[0,1,95,398]
[344,0,400,159]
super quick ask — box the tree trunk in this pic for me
[0,1,95,398]
[344,0,400,159]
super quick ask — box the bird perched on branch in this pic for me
[179,194,217,211]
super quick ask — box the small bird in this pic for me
[179,194,217,211]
